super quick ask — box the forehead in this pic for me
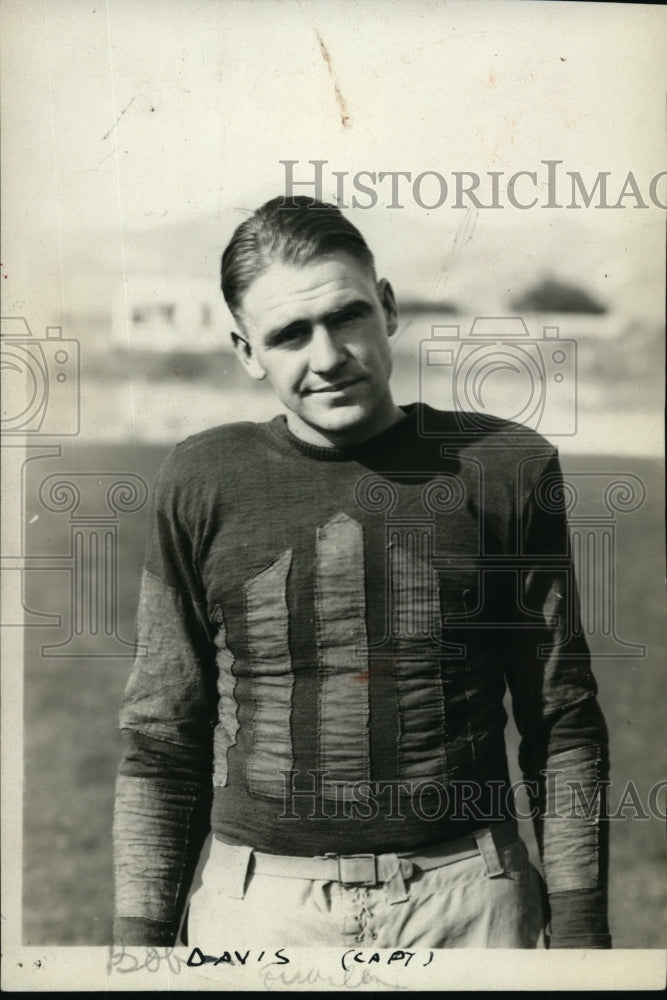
[238,253,378,338]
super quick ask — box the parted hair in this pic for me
[220,196,376,321]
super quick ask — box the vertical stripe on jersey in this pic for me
[244,548,294,797]
[315,513,370,792]
[390,529,448,784]
[212,604,238,788]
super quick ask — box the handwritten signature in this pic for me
[259,963,406,991]
[107,943,288,975]
[107,942,430,989]
[107,943,185,975]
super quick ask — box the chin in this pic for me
[310,405,370,435]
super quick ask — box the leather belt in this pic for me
[238,819,517,887]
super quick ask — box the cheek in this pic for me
[366,338,392,371]
[267,358,303,397]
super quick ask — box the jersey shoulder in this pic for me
[417,404,553,449]
[153,420,269,497]
[415,404,560,503]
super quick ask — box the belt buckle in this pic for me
[336,853,377,886]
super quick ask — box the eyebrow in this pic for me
[263,298,374,347]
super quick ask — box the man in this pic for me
[113,196,611,949]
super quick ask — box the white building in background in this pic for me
[112,276,235,354]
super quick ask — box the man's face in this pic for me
[233,252,401,447]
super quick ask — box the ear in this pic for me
[231,331,266,381]
[377,279,399,337]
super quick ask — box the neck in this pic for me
[285,399,406,449]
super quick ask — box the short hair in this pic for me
[221,195,376,322]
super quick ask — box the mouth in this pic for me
[307,376,364,395]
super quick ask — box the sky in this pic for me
[2,0,665,328]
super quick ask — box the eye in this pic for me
[271,323,309,347]
[335,308,363,326]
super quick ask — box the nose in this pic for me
[309,324,346,375]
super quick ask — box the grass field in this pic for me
[20,443,665,948]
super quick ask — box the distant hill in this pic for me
[52,210,664,351]
[399,299,459,315]
[510,277,607,314]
